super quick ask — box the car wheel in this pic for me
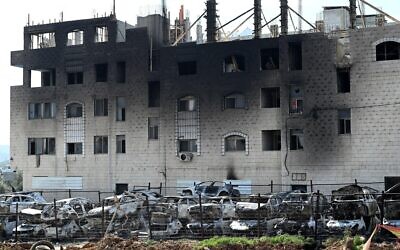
[219,192,228,197]
[30,240,55,250]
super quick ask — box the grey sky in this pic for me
[0,0,398,145]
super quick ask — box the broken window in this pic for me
[337,68,350,93]
[94,98,108,117]
[178,96,196,112]
[338,109,351,135]
[30,32,56,49]
[261,87,280,108]
[288,42,302,71]
[224,93,246,109]
[290,129,304,150]
[66,103,83,118]
[116,97,126,121]
[28,138,55,155]
[95,26,108,43]
[116,183,128,195]
[376,41,400,61]
[179,139,197,152]
[148,117,159,140]
[223,55,245,73]
[67,30,84,46]
[262,130,281,151]
[41,69,56,86]
[116,61,126,83]
[67,72,83,85]
[28,103,56,119]
[178,61,197,75]
[148,81,160,107]
[67,143,82,155]
[94,136,108,154]
[225,135,246,152]
[116,135,126,154]
[95,63,108,82]
[289,86,303,114]
[260,48,279,70]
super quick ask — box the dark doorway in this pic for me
[116,183,128,195]
[291,185,307,193]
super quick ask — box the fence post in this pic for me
[146,196,152,239]
[199,193,204,238]
[310,180,313,193]
[159,182,163,194]
[314,190,320,243]
[270,180,273,193]
[98,191,101,203]
[54,198,59,241]
[68,189,72,198]
[257,193,261,238]
[101,199,105,236]
[14,203,18,242]
[148,182,151,190]
[380,191,385,226]
[355,179,358,185]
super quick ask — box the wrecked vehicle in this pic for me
[181,181,240,198]
[378,183,400,227]
[150,203,182,238]
[206,197,236,219]
[159,196,198,222]
[41,197,94,221]
[0,192,46,213]
[186,203,228,235]
[328,184,379,233]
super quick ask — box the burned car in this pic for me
[181,181,240,198]
[41,197,95,221]
[0,192,46,213]
[186,203,228,235]
[328,184,379,233]
[150,203,182,238]
[159,196,198,222]
[378,183,400,227]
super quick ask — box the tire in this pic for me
[218,191,228,197]
[30,240,55,250]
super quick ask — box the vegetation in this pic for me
[197,235,313,249]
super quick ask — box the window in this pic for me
[30,32,56,49]
[28,103,56,119]
[224,93,246,109]
[94,136,108,154]
[261,87,280,108]
[94,98,108,116]
[290,129,304,150]
[292,173,307,181]
[376,41,400,61]
[117,61,126,83]
[67,30,84,46]
[148,81,160,107]
[338,109,351,135]
[66,103,83,118]
[178,96,196,111]
[95,26,108,43]
[67,72,83,85]
[178,61,197,75]
[262,130,281,151]
[179,139,197,152]
[28,138,55,155]
[288,42,302,71]
[41,69,56,86]
[261,48,279,70]
[67,143,82,155]
[95,63,108,82]
[116,135,126,154]
[225,135,246,152]
[223,55,245,72]
[337,68,350,93]
[116,183,128,195]
[116,97,125,121]
[289,86,303,114]
[148,117,159,140]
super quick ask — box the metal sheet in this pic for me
[32,176,83,190]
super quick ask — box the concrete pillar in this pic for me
[206,0,217,42]
[280,0,288,35]
[254,0,262,39]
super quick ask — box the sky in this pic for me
[0,0,399,146]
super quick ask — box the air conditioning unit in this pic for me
[178,152,193,162]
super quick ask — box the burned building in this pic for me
[9,1,400,195]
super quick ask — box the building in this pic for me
[9,0,400,195]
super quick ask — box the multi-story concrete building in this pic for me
[9,0,400,195]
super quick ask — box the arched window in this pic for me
[222,132,249,155]
[223,55,245,72]
[224,93,246,109]
[376,41,400,61]
[66,103,83,118]
[178,96,196,112]
[225,135,246,151]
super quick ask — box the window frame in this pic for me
[338,109,351,135]
[224,93,246,110]
[178,139,197,153]
[94,136,108,154]
[116,135,126,154]
[66,103,83,118]
[94,98,108,117]
[225,135,246,152]
[28,138,56,155]
[116,97,126,121]
[289,129,304,150]
[148,117,159,140]
[66,143,83,155]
